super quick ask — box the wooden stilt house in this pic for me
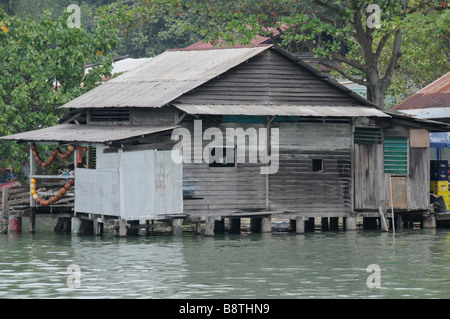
[2,45,449,234]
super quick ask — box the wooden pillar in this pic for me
[330,217,339,230]
[8,216,22,234]
[195,221,202,235]
[261,217,272,233]
[296,216,305,234]
[205,216,215,237]
[95,219,104,236]
[172,218,183,236]
[71,217,82,236]
[30,208,36,234]
[118,218,127,237]
[345,216,357,231]
[396,214,403,230]
[1,187,9,234]
[321,217,329,231]
[378,208,389,232]
[422,214,436,229]
[229,218,241,233]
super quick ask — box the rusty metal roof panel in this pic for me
[173,103,390,118]
[61,46,271,109]
[394,72,450,110]
[0,124,179,143]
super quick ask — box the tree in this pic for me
[169,0,448,108]
[0,8,119,175]
[96,0,201,57]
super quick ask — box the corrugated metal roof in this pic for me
[0,125,178,143]
[393,72,450,110]
[173,103,390,118]
[397,107,450,119]
[61,46,271,109]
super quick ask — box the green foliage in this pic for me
[97,0,201,57]
[0,8,119,176]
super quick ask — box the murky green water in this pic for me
[0,219,449,299]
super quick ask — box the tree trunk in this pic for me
[367,84,385,108]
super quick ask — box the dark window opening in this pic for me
[209,147,236,167]
[312,159,323,172]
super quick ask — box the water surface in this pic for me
[1,219,449,299]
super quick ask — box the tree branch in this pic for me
[312,0,343,15]
[381,30,402,88]
[319,60,368,86]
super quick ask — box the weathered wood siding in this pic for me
[177,50,358,106]
[268,122,352,215]
[354,126,430,211]
[354,143,385,209]
[182,121,266,216]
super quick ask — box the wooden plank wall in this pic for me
[354,143,385,209]
[182,121,266,216]
[268,122,352,215]
[177,50,359,106]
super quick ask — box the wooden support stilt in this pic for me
[30,208,36,234]
[71,217,82,236]
[205,216,215,237]
[345,216,357,231]
[8,215,22,234]
[118,218,127,237]
[378,207,389,232]
[396,214,403,230]
[95,219,104,236]
[261,217,272,233]
[296,216,305,234]
[194,221,201,235]
[422,214,436,229]
[172,218,183,236]
[1,187,9,234]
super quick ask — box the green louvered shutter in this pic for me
[384,138,408,174]
[354,127,382,144]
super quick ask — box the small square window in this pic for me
[312,159,323,172]
[209,147,236,167]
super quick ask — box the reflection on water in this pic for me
[0,219,449,299]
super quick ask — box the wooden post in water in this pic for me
[1,187,9,234]
[8,216,22,234]
[71,217,82,236]
[261,217,272,233]
[296,216,305,234]
[30,208,36,234]
[172,218,183,236]
[118,218,127,237]
[378,207,389,232]
[195,221,202,235]
[345,215,357,231]
[205,216,215,236]
[422,213,436,229]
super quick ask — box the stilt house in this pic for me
[3,45,449,233]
